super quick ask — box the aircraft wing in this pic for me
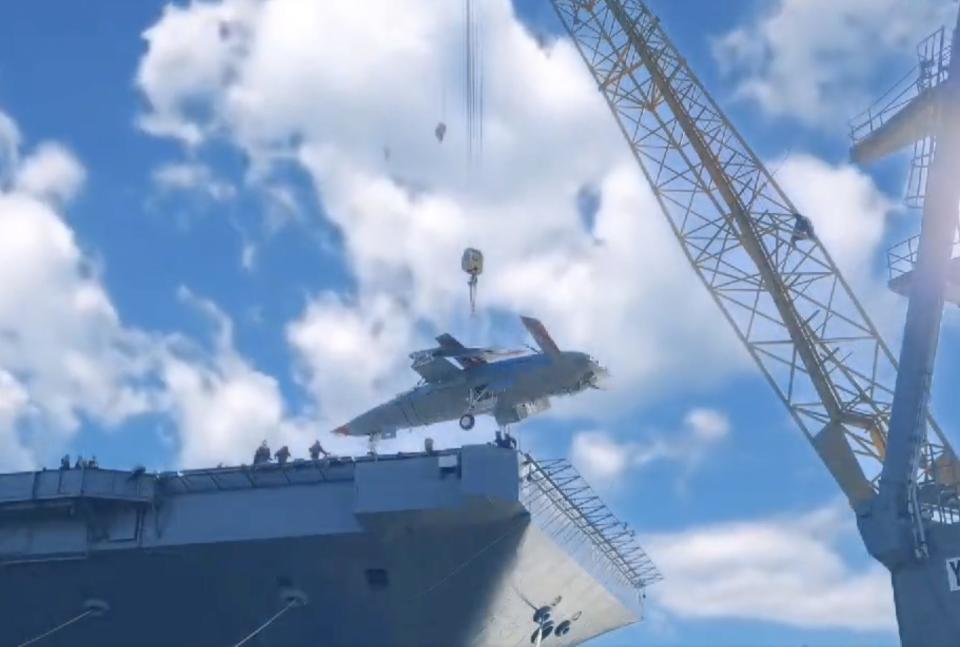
[436,333,486,368]
[412,356,461,383]
[520,316,560,355]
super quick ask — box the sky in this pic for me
[0,0,958,645]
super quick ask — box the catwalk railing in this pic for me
[520,454,661,594]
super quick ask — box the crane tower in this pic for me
[850,10,960,646]
[549,1,960,643]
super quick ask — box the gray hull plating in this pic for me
[0,446,652,646]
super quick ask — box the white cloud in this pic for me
[0,370,33,471]
[259,183,301,233]
[778,154,893,279]
[136,0,258,146]
[645,503,896,632]
[0,110,20,183]
[685,407,730,442]
[152,161,236,201]
[135,1,906,459]
[0,106,305,471]
[240,241,257,271]
[14,142,86,205]
[570,408,730,485]
[713,0,952,128]
[137,0,753,436]
[0,117,308,471]
[0,192,157,437]
[570,431,628,482]
[287,292,416,429]
[0,118,164,469]
[157,288,303,467]
[776,153,906,343]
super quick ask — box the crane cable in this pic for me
[464,0,483,164]
[231,598,303,647]
[16,608,97,647]
[417,498,526,599]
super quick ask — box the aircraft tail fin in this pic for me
[521,316,560,355]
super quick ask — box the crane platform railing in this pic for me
[888,232,960,284]
[850,27,952,209]
[849,28,951,146]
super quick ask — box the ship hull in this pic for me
[0,446,647,646]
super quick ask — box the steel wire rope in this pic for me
[418,497,528,598]
[230,598,300,647]
[17,609,96,647]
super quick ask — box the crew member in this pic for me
[274,445,291,466]
[790,212,816,247]
[253,441,271,465]
[308,440,328,460]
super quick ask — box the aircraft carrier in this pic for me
[0,444,660,646]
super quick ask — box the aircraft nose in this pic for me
[585,359,610,389]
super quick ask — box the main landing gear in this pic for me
[459,414,475,430]
[367,433,381,456]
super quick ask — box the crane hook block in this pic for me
[462,248,483,276]
[462,248,483,315]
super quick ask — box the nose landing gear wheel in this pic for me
[459,414,475,430]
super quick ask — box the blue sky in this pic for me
[0,0,957,645]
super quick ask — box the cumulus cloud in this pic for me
[134,0,907,460]
[0,106,306,471]
[0,370,33,471]
[0,192,156,433]
[14,142,86,205]
[136,0,755,435]
[684,408,731,442]
[713,0,952,129]
[778,154,893,278]
[287,292,416,427]
[570,408,730,485]
[0,111,161,470]
[776,153,906,342]
[645,503,896,632]
[570,431,629,482]
[156,288,303,467]
[136,0,258,146]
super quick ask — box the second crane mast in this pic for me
[549,0,957,513]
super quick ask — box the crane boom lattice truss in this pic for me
[550,0,957,516]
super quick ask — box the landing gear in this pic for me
[459,414,475,430]
[495,424,518,450]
